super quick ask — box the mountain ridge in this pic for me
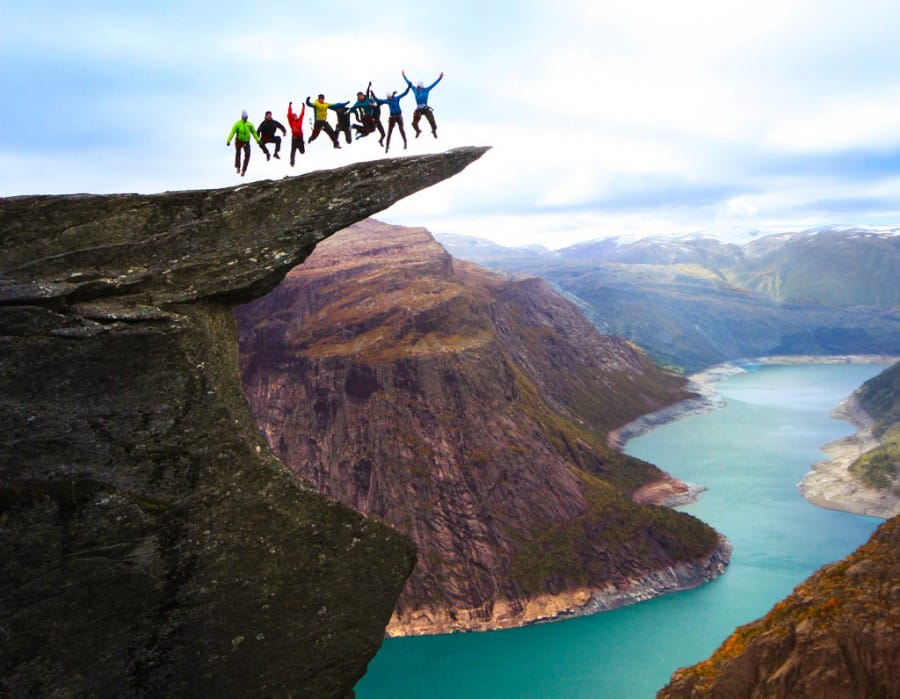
[0,147,488,697]
[438,227,900,372]
[236,220,731,635]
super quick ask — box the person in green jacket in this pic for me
[226,110,263,176]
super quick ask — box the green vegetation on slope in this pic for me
[849,362,900,493]
[849,425,900,495]
[855,361,900,437]
[504,361,719,596]
[510,471,719,596]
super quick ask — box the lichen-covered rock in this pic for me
[0,148,488,697]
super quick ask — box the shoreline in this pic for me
[391,355,896,638]
[798,393,900,519]
[610,354,899,515]
[387,534,733,637]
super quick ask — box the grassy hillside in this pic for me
[849,361,900,494]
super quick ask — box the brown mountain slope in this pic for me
[235,220,730,635]
[658,515,899,699]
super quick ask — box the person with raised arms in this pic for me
[402,69,443,139]
[373,83,411,154]
[286,101,306,166]
[305,94,342,149]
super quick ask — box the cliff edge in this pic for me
[0,148,487,697]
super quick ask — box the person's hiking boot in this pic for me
[273,153,280,159]
[414,128,421,138]
[432,130,438,138]
[236,167,241,175]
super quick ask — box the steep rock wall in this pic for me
[237,221,730,636]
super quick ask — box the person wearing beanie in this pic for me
[257,110,287,161]
[373,83,411,154]
[402,69,443,139]
[226,110,262,176]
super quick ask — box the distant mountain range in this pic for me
[437,227,900,373]
[235,220,730,635]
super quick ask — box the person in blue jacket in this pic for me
[374,84,411,153]
[402,70,443,138]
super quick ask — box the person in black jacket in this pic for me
[330,101,353,145]
[257,111,287,160]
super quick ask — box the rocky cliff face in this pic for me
[0,147,487,697]
[658,514,899,699]
[236,221,730,635]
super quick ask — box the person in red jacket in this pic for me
[287,101,306,167]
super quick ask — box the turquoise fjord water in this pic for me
[356,362,888,699]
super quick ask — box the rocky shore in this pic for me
[388,534,733,636]
[573,534,733,616]
[798,393,900,519]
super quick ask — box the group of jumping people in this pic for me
[226,70,443,176]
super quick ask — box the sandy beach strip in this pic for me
[798,392,899,519]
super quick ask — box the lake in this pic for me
[356,362,888,698]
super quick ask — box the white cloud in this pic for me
[4,0,900,246]
[765,96,900,152]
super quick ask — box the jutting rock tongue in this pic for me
[0,147,488,698]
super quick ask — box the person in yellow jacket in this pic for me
[304,95,342,149]
[226,110,263,176]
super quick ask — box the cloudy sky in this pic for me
[4,0,900,248]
